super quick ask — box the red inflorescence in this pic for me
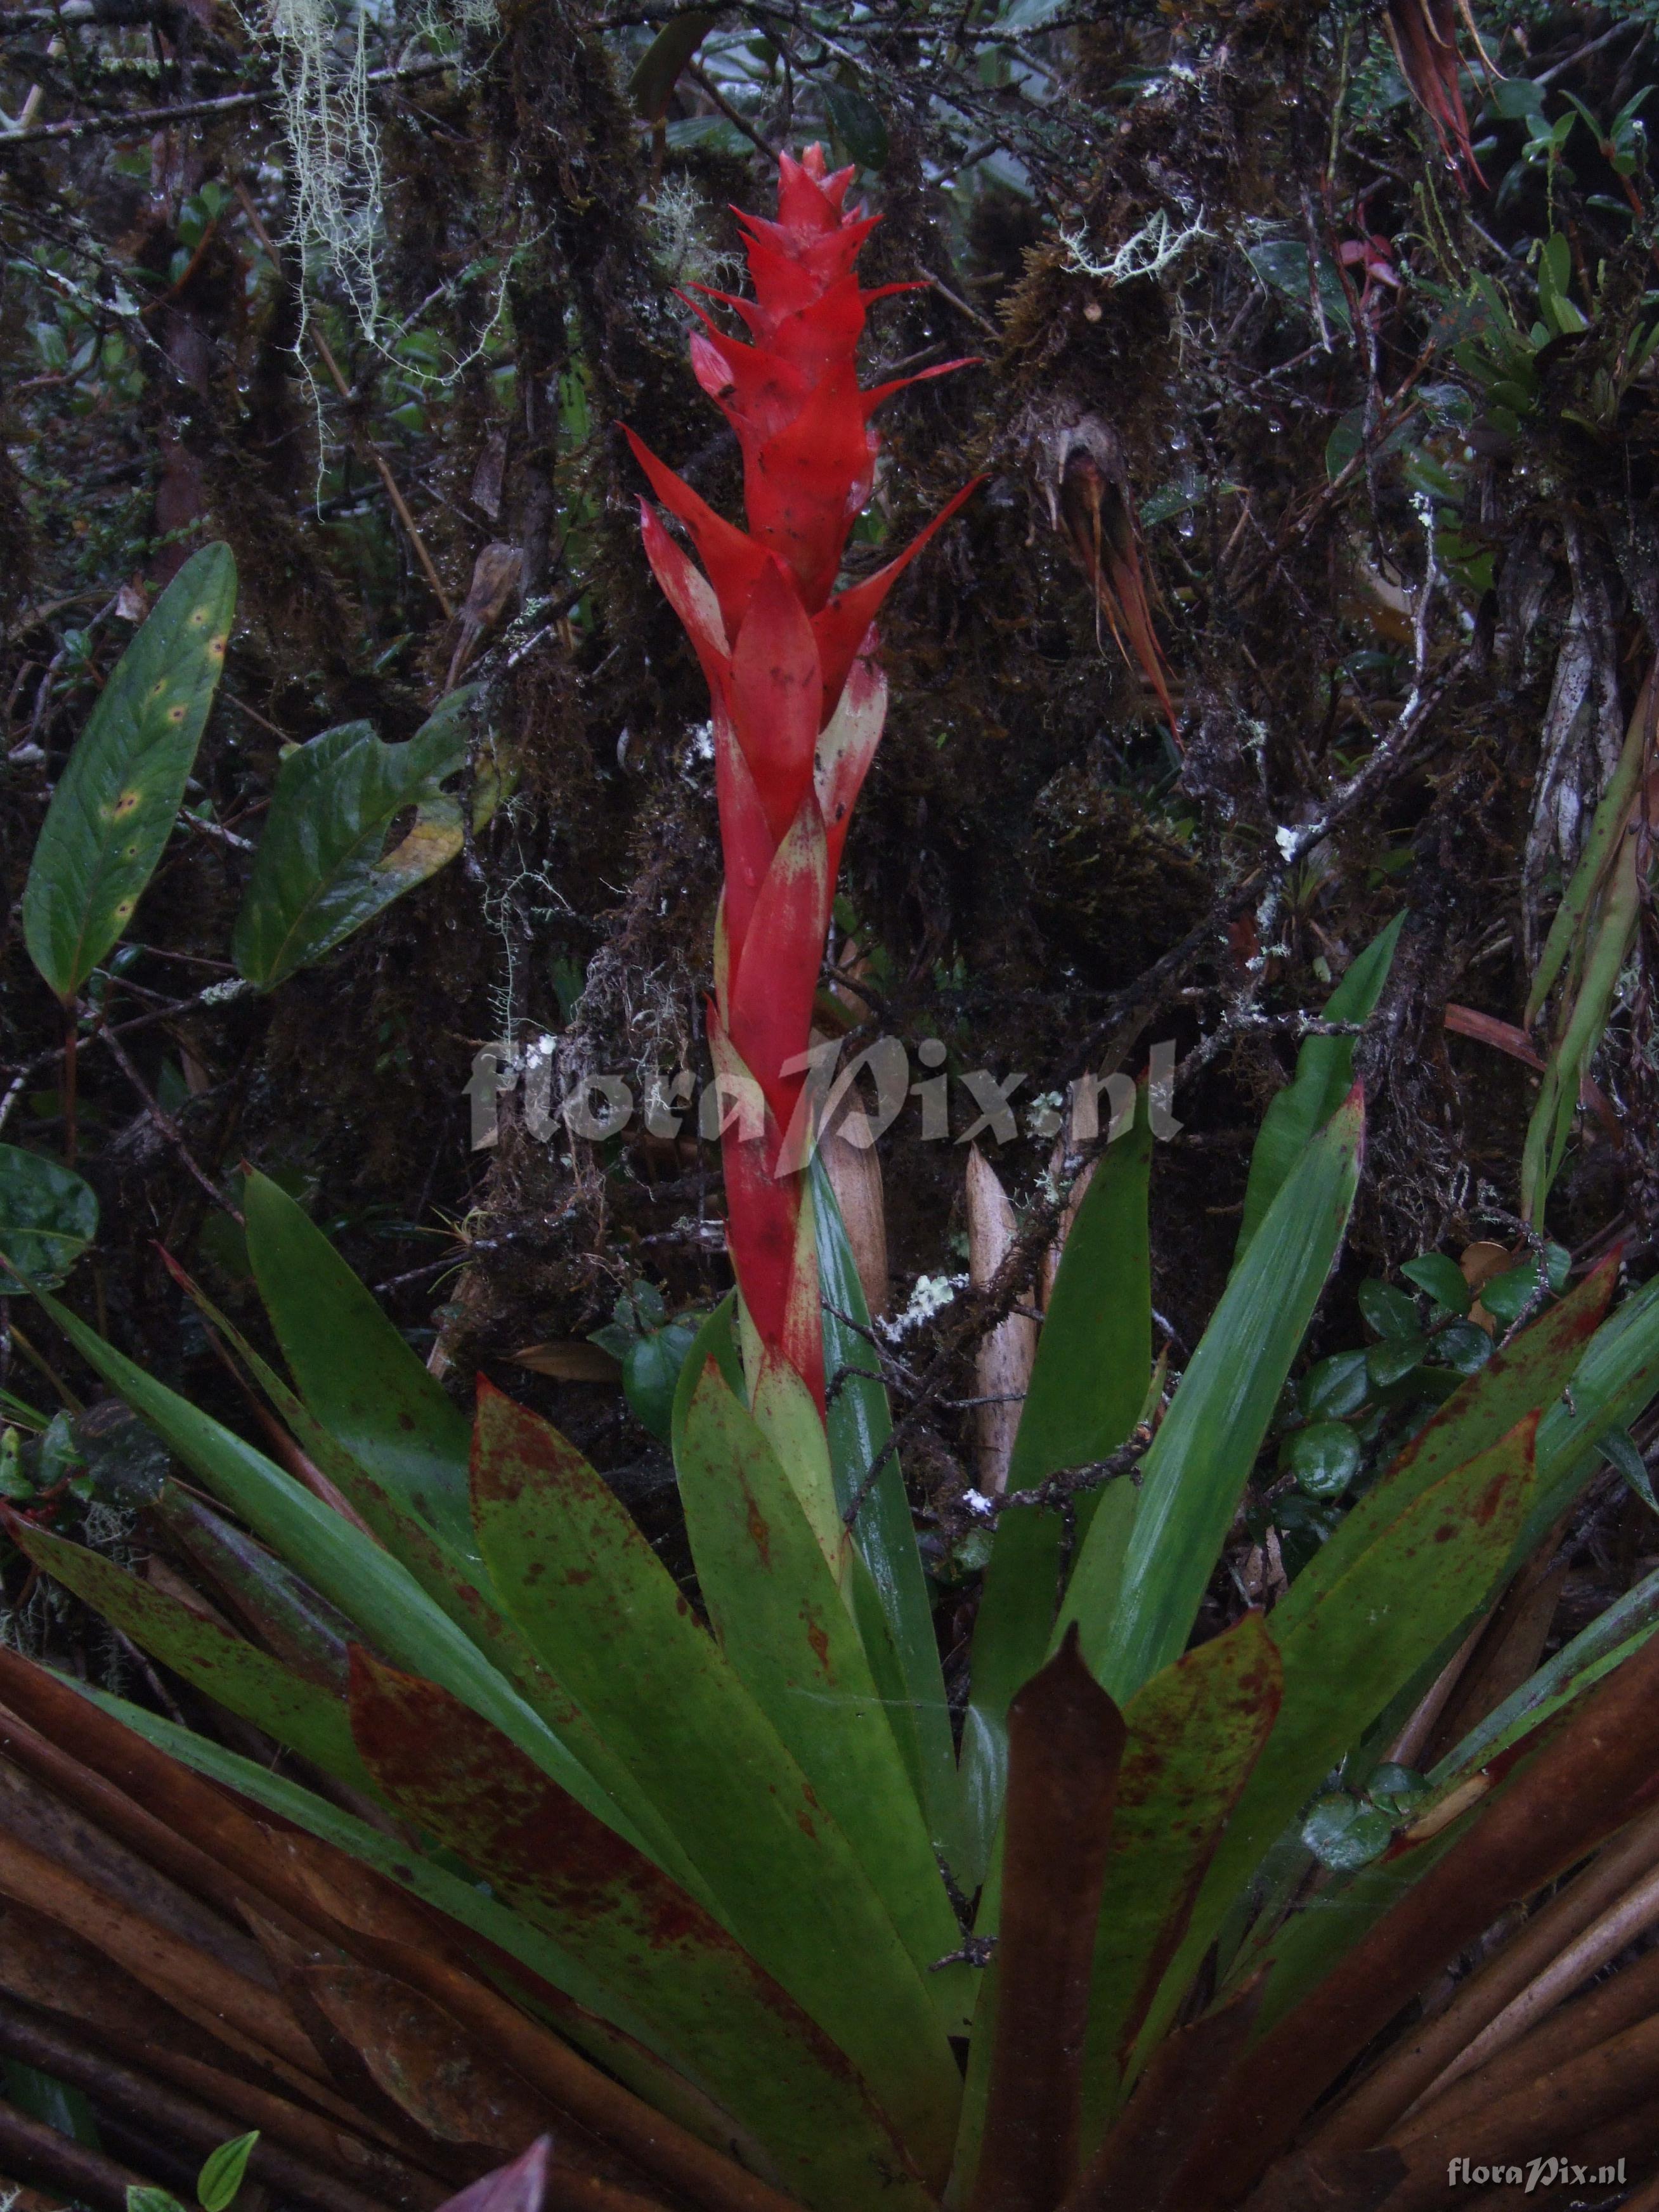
[628,145,977,1411]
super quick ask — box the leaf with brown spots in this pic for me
[346,1647,939,2212]
[967,1628,1126,2212]
[1274,1256,1618,1630]
[1126,1414,1540,2077]
[675,1361,966,2032]
[469,1381,963,2190]
[1077,1612,1282,2149]
[4,1509,374,1793]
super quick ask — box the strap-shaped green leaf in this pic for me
[677,1360,969,2031]
[347,1649,940,2212]
[243,1169,474,1558]
[162,1247,703,1893]
[9,1514,370,1790]
[1526,680,1651,1028]
[670,1292,746,1453]
[1064,1091,1364,1703]
[1078,1612,1282,2146]
[68,1677,731,2128]
[1235,915,1403,1260]
[1521,1265,1659,1561]
[232,689,498,989]
[150,1485,353,1691]
[470,1379,963,2189]
[955,1095,1154,1885]
[1432,1557,1659,1781]
[23,544,236,999]
[27,1285,639,1848]
[1011,1093,1153,1490]
[812,1155,959,1864]
[1127,1412,1537,2074]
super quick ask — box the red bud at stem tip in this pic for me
[627,145,979,1410]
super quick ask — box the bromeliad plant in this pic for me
[15,1025,1659,2212]
[15,150,1659,2212]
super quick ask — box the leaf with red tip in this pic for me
[712,700,775,963]
[1097,535,1180,748]
[735,212,879,304]
[637,502,731,698]
[814,647,887,880]
[812,479,982,712]
[1382,0,1484,186]
[687,284,869,419]
[706,1007,801,1353]
[775,146,857,230]
[859,356,980,420]
[727,559,825,844]
[622,429,768,638]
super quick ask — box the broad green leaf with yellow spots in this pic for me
[23,543,237,1001]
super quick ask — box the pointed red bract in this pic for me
[628,146,979,1406]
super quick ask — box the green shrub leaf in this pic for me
[1289,1421,1362,1499]
[0,1144,97,1293]
[197,2130,259,2212]
[23,544,235,1000]
[232,690,501,989]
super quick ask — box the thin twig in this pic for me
[918,263,998,337]
[686,62,779,157]
[0,54,451,145]
[96,1017,244,1225]
[0,977,255,1139]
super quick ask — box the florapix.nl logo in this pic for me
[464,1033,1183,1172]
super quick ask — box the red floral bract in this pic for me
[628,146,977,1413]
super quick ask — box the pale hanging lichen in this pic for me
[263,0,387,337]
[255,0,501,355]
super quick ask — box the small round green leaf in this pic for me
[1480,1263,1544,1329]
[1400,1252,1470,1314]
[0,1143,98,1293]
[1302,1792,1395,1871]
[623,1318,702,1443]
[1359,1278,1419,1339]
[197,2130,259,2212]
[1367,1332,1428,1389]
[1367,1762,1431,1818]
[1434,1319,1493,1374]
[1289,1420,1363,1498]
[1301,1349,1369,1420]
